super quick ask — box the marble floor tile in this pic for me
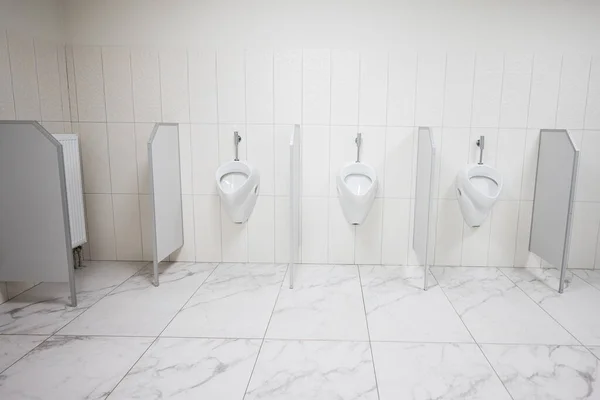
[0,335,47,372]
[109,338,261,399]
[481,344,600,400]
[371,342,511,400]
[502,267,600,346]
[0,336,153,400]
[163,264,286,338]
[266,265,369,341]
[59,262,216,337]
[360,266,472,342]
[590,347,600,360]
[572,269,600,291]
[0,261,146,335]
[245,340,378,400]
[432,267,577,345]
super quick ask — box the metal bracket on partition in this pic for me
[355,133,362,163]
[234,131,242,161]
[476,136,485,165]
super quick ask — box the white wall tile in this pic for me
[387,51,417,126]
[171,195,196,262]
[514,201,535,267]
[85,194,116,260]
[500,53,533,128]
[112,194,143,261]
[65,46,79,121]
[194,195,222,262]
[79,122,111,193]
[218,124,246,164]
[360,126,386,197]
[527,54,562,129]
[496,129,526,200]
[461,218,491,267]
[381,198,410,265]
[217,49,245,123]
[434,199,463,266]
[438,128,470,199]
[178,124,193,195]
[102,46,133,123]
[274,50,302,124]
[274,196,290,263]
[302,125,330,197]
[328,197,355,264]
[556,55,591,129]
[35,40,63,122]
[415,53,446,127]
[107,123,138,194]
[160,49,189,123]
[191,124,219,195]
[246,49,273,124]
[471,52,503,128]
[443,52,475,127]
[221,202,248,262]
[248,196,275,263]
[188,49,217,123]
[8,33,40,120]
[0,30,14,119]
[274,124,292,196]
[303,49,330,125]
[330,50,359,125]
[585,58,600,129]
[577,130,600,202]
[41,121,66,134]
[520,129,540,201]
[329,125,358,196]
[247,124,274,195]
[568,202,600,269]
[73,45,105,122]
[134,122,154,194]
[139,194,153,261]
[359,51,388,126]
[131,48,162,122]
[301,197,328,263]
[488,201,519,267]
[355,198,383,264]
[384,127,413,198]
[57,46,71,123]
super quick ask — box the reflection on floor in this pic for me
[1,262,599,399]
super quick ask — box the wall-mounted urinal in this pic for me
[456,136,503,227]
[336,133,378,225]
[216,131,260,223]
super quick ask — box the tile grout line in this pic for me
[356,265,382,400]
[103,261,221,398]
[241,263,290,400]
[430,267,516,400]
[0,261,151,376]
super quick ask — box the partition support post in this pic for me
[558,149,579,294]
[68,268,77,307]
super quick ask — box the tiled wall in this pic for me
[0,29,71,302]
[67,46,600,269]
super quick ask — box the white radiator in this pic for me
[53,134,87,248]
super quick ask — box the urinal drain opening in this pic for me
[457,188,462,197]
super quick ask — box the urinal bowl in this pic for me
[336,162,378,225]
[456,164,503,227]
[216,161,260,223]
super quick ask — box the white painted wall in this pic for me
[61,0,600,270]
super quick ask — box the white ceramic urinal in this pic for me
[337,162,378,225]
[216,132,260,223]
[456,163,503,227]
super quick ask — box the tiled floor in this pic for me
[1,262,600,399]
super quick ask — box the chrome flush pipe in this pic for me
[355,132,362,163]
[234,131,242,161]
[476,135,485,165]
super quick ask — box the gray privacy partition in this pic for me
[289,124,302,289]
[413,127,436,291]
[530,129,579,293]
[0,121,76,306]
[148,123,184,286]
